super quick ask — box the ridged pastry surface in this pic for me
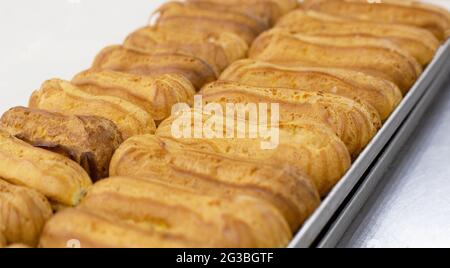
[302,0,450,41]
[0,107,123,181]
[276,9,439,66]
[0,179,52,247]
[72,70,195,122]
[109,134,320,231]
[0,129,92,206]
[124,26,248,74]
[157,109,351,196]
[202,81,381,157]
[220,59,402,121]
[29,79,156,140]
[40,177,292,248]
[249,29,422,93]
[92,45,217,90]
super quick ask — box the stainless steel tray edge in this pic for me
[288,40,450,248]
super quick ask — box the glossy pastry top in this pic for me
[0,129,92,206]
[0,107,123,181]
[0,179,53,247]
[72,70,195,122]
[29,79,156,139]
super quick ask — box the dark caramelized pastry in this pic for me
[92,45,217,90]
[0,179,52,247]
[0,107,123,181]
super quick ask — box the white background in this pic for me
[0,0,449,113]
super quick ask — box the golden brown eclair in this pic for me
[275,9,440,66]
[29,79,156,140]
[0,179,52,247]
[185,0,298,26]
[109,134,320,231]
[124,26,248,75]
[0,107,123,181]
[201,81,381,158]
[40,177,292,248]
[302,0,450,41]
[157,109,351,197]
[219,59,402,121]
[249,29,422,94]
[72,70,195,122]
[153,2,269,45]
[0,129,92,206]
[91,45,216,90]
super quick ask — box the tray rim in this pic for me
[288,40,450,248]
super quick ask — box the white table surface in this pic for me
[1,0,450,248]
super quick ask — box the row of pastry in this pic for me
[1,0,450,248]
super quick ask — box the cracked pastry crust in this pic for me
[92,45,216,90]
[201,81,381,158]
[0,179,52,247]
[249,29,422,94]
[40,177,292,248]
[219,59,402,121]
[0,107,123,181]
[29,79,156,140]
[109,134,320,231]
[302,0,450,41]
[0,129,92,206]
[275,9,440,66]
[157,109,351,197]
[72,70,195,122]
[124,26,248,75]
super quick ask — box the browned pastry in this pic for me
[29,79,156,140]
[0,129,92,206]
[219,59,402,121]
[5,244,32,248]
[153,1,267,45]
[92,45,216,90]
[72,70,196,122]
[124,26,248,75]
[302,0,450,41]
[109,134,320,231]
[201,81,381,158]
[185,0,298,26]
[0,107,123,181]
[40,177,292,248]
[275,9,440,66]
[250,29,422,94]
[0,179,52,247]
[157,109,351,196]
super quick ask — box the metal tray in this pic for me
[288,40,450,248]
